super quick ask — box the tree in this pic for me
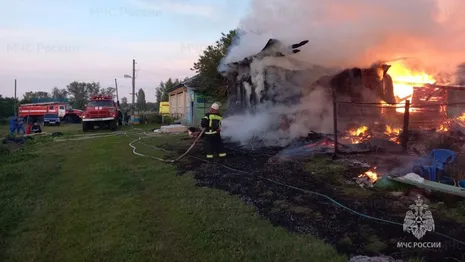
[85,82,101,97]
[67,82,87,109]
[164,78,174,102]
[155,81,164,103]
[21,91,51,103]
[0,95,18,119]
[51,87,68,100]
[192,29,237,99]
[121,97,128,111]
[100,87,116,97]
[65,81,102,109]
[161,78,181,102]
[136,88,146,111]
[146,102,157,111]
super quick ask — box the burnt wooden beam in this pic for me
[424,83,465,91]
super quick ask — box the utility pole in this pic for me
[14,79,17,116]
[114,78,119,105]
[132,59,136,115]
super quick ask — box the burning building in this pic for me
[220,37,465,149]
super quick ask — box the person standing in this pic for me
[200,102,226,159]
[9,116,16,136]
[16,116,25,135]
[144,114,148,125]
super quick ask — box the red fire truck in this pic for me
[81,95,122,132]
[18,101,83,123]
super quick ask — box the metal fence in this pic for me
[332,99,465,153]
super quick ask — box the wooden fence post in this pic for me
[402,100,410,151]
[332,87,339,157]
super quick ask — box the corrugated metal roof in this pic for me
[167,74,200,93]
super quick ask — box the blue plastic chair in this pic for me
[412,149,456,182]
[458,179,465,188]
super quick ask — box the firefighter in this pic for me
[201,102,226,159]
[31,122,42,133]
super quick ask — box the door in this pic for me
[58,105,66,117]
[191,101,194,125]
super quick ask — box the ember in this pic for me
[355,168,379,188]
[360,169,379,182]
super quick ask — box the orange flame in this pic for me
[384,125,401,143]
[358,168,378,182]
[349,126,368,136]
[457,113,465,121]
[438,125,449,132]
[387,61,436,113]
[385,125,400,135]
[347,126,368,144]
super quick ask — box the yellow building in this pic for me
[159,102,169,114]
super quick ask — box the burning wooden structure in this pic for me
[222,37,465,154]
[223,38,397,118]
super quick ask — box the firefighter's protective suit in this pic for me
[200,102,226,159]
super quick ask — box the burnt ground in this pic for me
[161,137,465,262]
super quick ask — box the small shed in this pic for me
[167,75,215,126]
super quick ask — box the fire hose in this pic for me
[128,128,205,163]
[128,131,465,248]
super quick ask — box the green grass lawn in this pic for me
[0,125,346,262]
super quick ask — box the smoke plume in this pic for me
[232,0,465,69]
[220,0,465,147]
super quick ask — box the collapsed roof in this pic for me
[222,38,396,116]
[220,38,309,75]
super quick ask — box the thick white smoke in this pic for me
[221,0,465,147]
[233,0,465,70]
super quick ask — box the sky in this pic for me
[0,0,249,102]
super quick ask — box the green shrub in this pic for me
[146,114,173,124]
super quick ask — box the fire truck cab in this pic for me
[82,95,122,132]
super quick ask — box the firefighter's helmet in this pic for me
[211,102,221,110]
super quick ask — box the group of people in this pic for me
[9,116,42,136]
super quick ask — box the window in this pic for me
[59,105,65,110]
[169,95,176,110]
[87,100,114,107]
[49,106,54,110]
